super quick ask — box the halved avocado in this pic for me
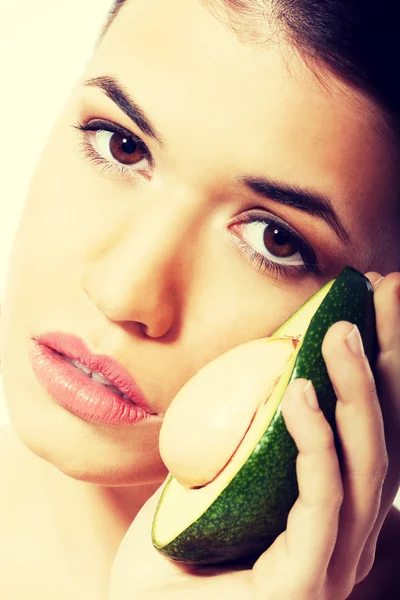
[152,267,377,565]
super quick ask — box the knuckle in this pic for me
[297,484,343,514]
[345,457,387,490]
[301,476,343,513]
[318,419,336,450]
[368,452,389,486]
[320,433,338,461]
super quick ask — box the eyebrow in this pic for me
[84,75,164,146]
[242,177,350,245]
[84,76,349,244]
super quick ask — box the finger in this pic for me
[255,378,343,587]
[364,271,384,290]
[356,274,400,581]
[374,272,400,361]
[371,275,400,499]
[320,322,387,587]
[373,273,400,467]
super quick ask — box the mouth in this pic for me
[55,351,134,403]
[29,331,157,425]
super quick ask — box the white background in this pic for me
[0,1,399,509]
[0,0,111,424]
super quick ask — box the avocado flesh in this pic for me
[152,267,376,564]
[153,345,300,545]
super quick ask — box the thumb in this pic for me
[109,476,188,597]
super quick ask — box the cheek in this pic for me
[203,245,320,350]
[161,268,319,414]
[3,115,126,316]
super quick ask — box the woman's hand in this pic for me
[108,272,400,600]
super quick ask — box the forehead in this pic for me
[85,0,398,263]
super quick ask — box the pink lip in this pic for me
[29,332,157,426]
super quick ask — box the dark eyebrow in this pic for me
[84,74,164,146]
[83,75,349,244]
[242,176,350,245]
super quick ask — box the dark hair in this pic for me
[99,0,127,40]
[100,0,399,132]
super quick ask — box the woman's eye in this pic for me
[72,119,153,179]
[230,215,319,278]
[93,130,151,170]
[241,220,304,265]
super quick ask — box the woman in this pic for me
[0,0,399,598]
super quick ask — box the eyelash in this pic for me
[72,119,319,279]
[72,119,154,180]
[231,213,320,279]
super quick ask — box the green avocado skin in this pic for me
[154,267,377,565]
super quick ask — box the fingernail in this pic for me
[373,275,384,290]
[304,381,320,412]
[346,325,365,357]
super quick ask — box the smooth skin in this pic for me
[108,276,400,600]
[0,0,399,598]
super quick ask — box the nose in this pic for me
[81,209,190,339]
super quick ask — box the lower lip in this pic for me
[30,342,154,425]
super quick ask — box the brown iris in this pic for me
[109,132,146,165]
[264,225,297,258]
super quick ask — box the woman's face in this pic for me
[1,0,399,486]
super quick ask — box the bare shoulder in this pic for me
[349,505,400,600]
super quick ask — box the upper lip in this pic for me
[32,331,156,414]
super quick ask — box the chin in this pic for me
[49,453,168,487]
[6,384,168,487]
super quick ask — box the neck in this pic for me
[5,424,165,595]
[50,469,163,558]
[12,427,164,575]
